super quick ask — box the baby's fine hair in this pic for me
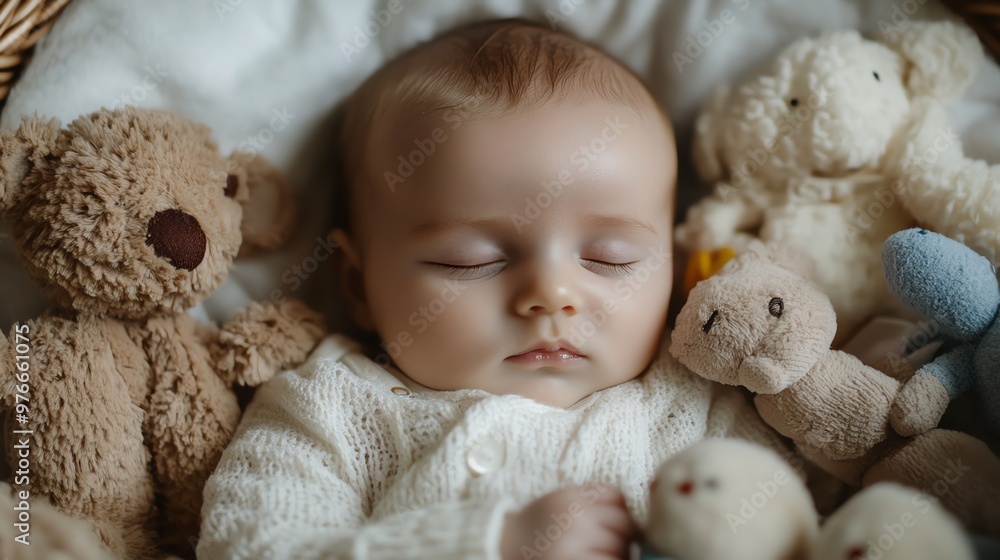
[333,18,654,233]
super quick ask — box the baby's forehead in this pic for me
[339,20,676,234]
[353,98,675,240]
[368,94,672,182]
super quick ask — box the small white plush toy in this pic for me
[643,438,817,560]
[675,20,983,342]
[811,482,974,560]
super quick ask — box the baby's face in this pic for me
[337,96,675,408]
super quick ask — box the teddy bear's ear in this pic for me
[0,115,61,217]
[882,20,983,102]
[227,151,299,257]
[691,86,732,183]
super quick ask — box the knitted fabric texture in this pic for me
[198,333,788,560]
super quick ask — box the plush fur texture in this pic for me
[884,228,1000,437]
[669,241,1000,536]
[886,98,1000,268]
[0,107,326,559]
[675,20,984,343]
[644,439,817,560]
[811,482,974,560]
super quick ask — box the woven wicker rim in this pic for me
[942,0,1000,61]
[0,0,71,100]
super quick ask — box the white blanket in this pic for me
[1,0,998,330]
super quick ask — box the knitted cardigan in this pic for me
[198,333,788,559]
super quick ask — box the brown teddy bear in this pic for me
[669,242,1000,536]
[0,107,327,559]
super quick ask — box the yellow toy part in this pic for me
[683,247,736,296]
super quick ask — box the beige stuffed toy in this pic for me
[811,482,975,560]
[0,107,327,559]
[0,481,116,560]
[669,242,1000,536]
[675,20,983,342]
[643,438,817,560]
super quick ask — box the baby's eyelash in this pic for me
[583,260,637,274]
[428,259,637,279]
[428,261,506,280]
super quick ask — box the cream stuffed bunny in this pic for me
[675,20,983,342]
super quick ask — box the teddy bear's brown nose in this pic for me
[145,209,207,270]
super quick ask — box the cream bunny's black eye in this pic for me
[789,98,799,107]
[224,174,239,198]
[769,297,784,318]
[873,71,880,81]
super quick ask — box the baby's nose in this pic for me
[145,209,207,270]
[516,278,583,317]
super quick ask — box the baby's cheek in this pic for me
[598,263,672,359]
[386,283,504,384]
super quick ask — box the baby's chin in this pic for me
[413,365,642,409]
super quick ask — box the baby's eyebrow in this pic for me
[410,213,658,236]
[583,214,658,234]
[410,217,504,236]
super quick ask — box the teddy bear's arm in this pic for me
[890,344,974,436]
[210,298,327,387]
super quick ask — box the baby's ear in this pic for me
[330,228,373,331]
[227,151,298,257]
[882,20,983,102]
[0,115,61,217]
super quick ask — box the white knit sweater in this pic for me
[197,332,787,560]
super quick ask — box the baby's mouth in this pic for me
[505,343,586,369]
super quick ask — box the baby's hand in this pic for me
[500,484,637,560]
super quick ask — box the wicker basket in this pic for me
[942,0,1000,59]
[0,0,71,103]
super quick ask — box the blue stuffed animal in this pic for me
[883,228,1000,436]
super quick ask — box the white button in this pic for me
[466,435,506,476]
[390,386,414,398]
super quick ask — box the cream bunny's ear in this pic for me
[882,20,983,101]
[227,151,299,257]
[691,86,732,183]
[0,115,61,217]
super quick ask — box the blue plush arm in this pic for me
[920,343,977,399]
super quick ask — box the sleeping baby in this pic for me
[198,18,788,560]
